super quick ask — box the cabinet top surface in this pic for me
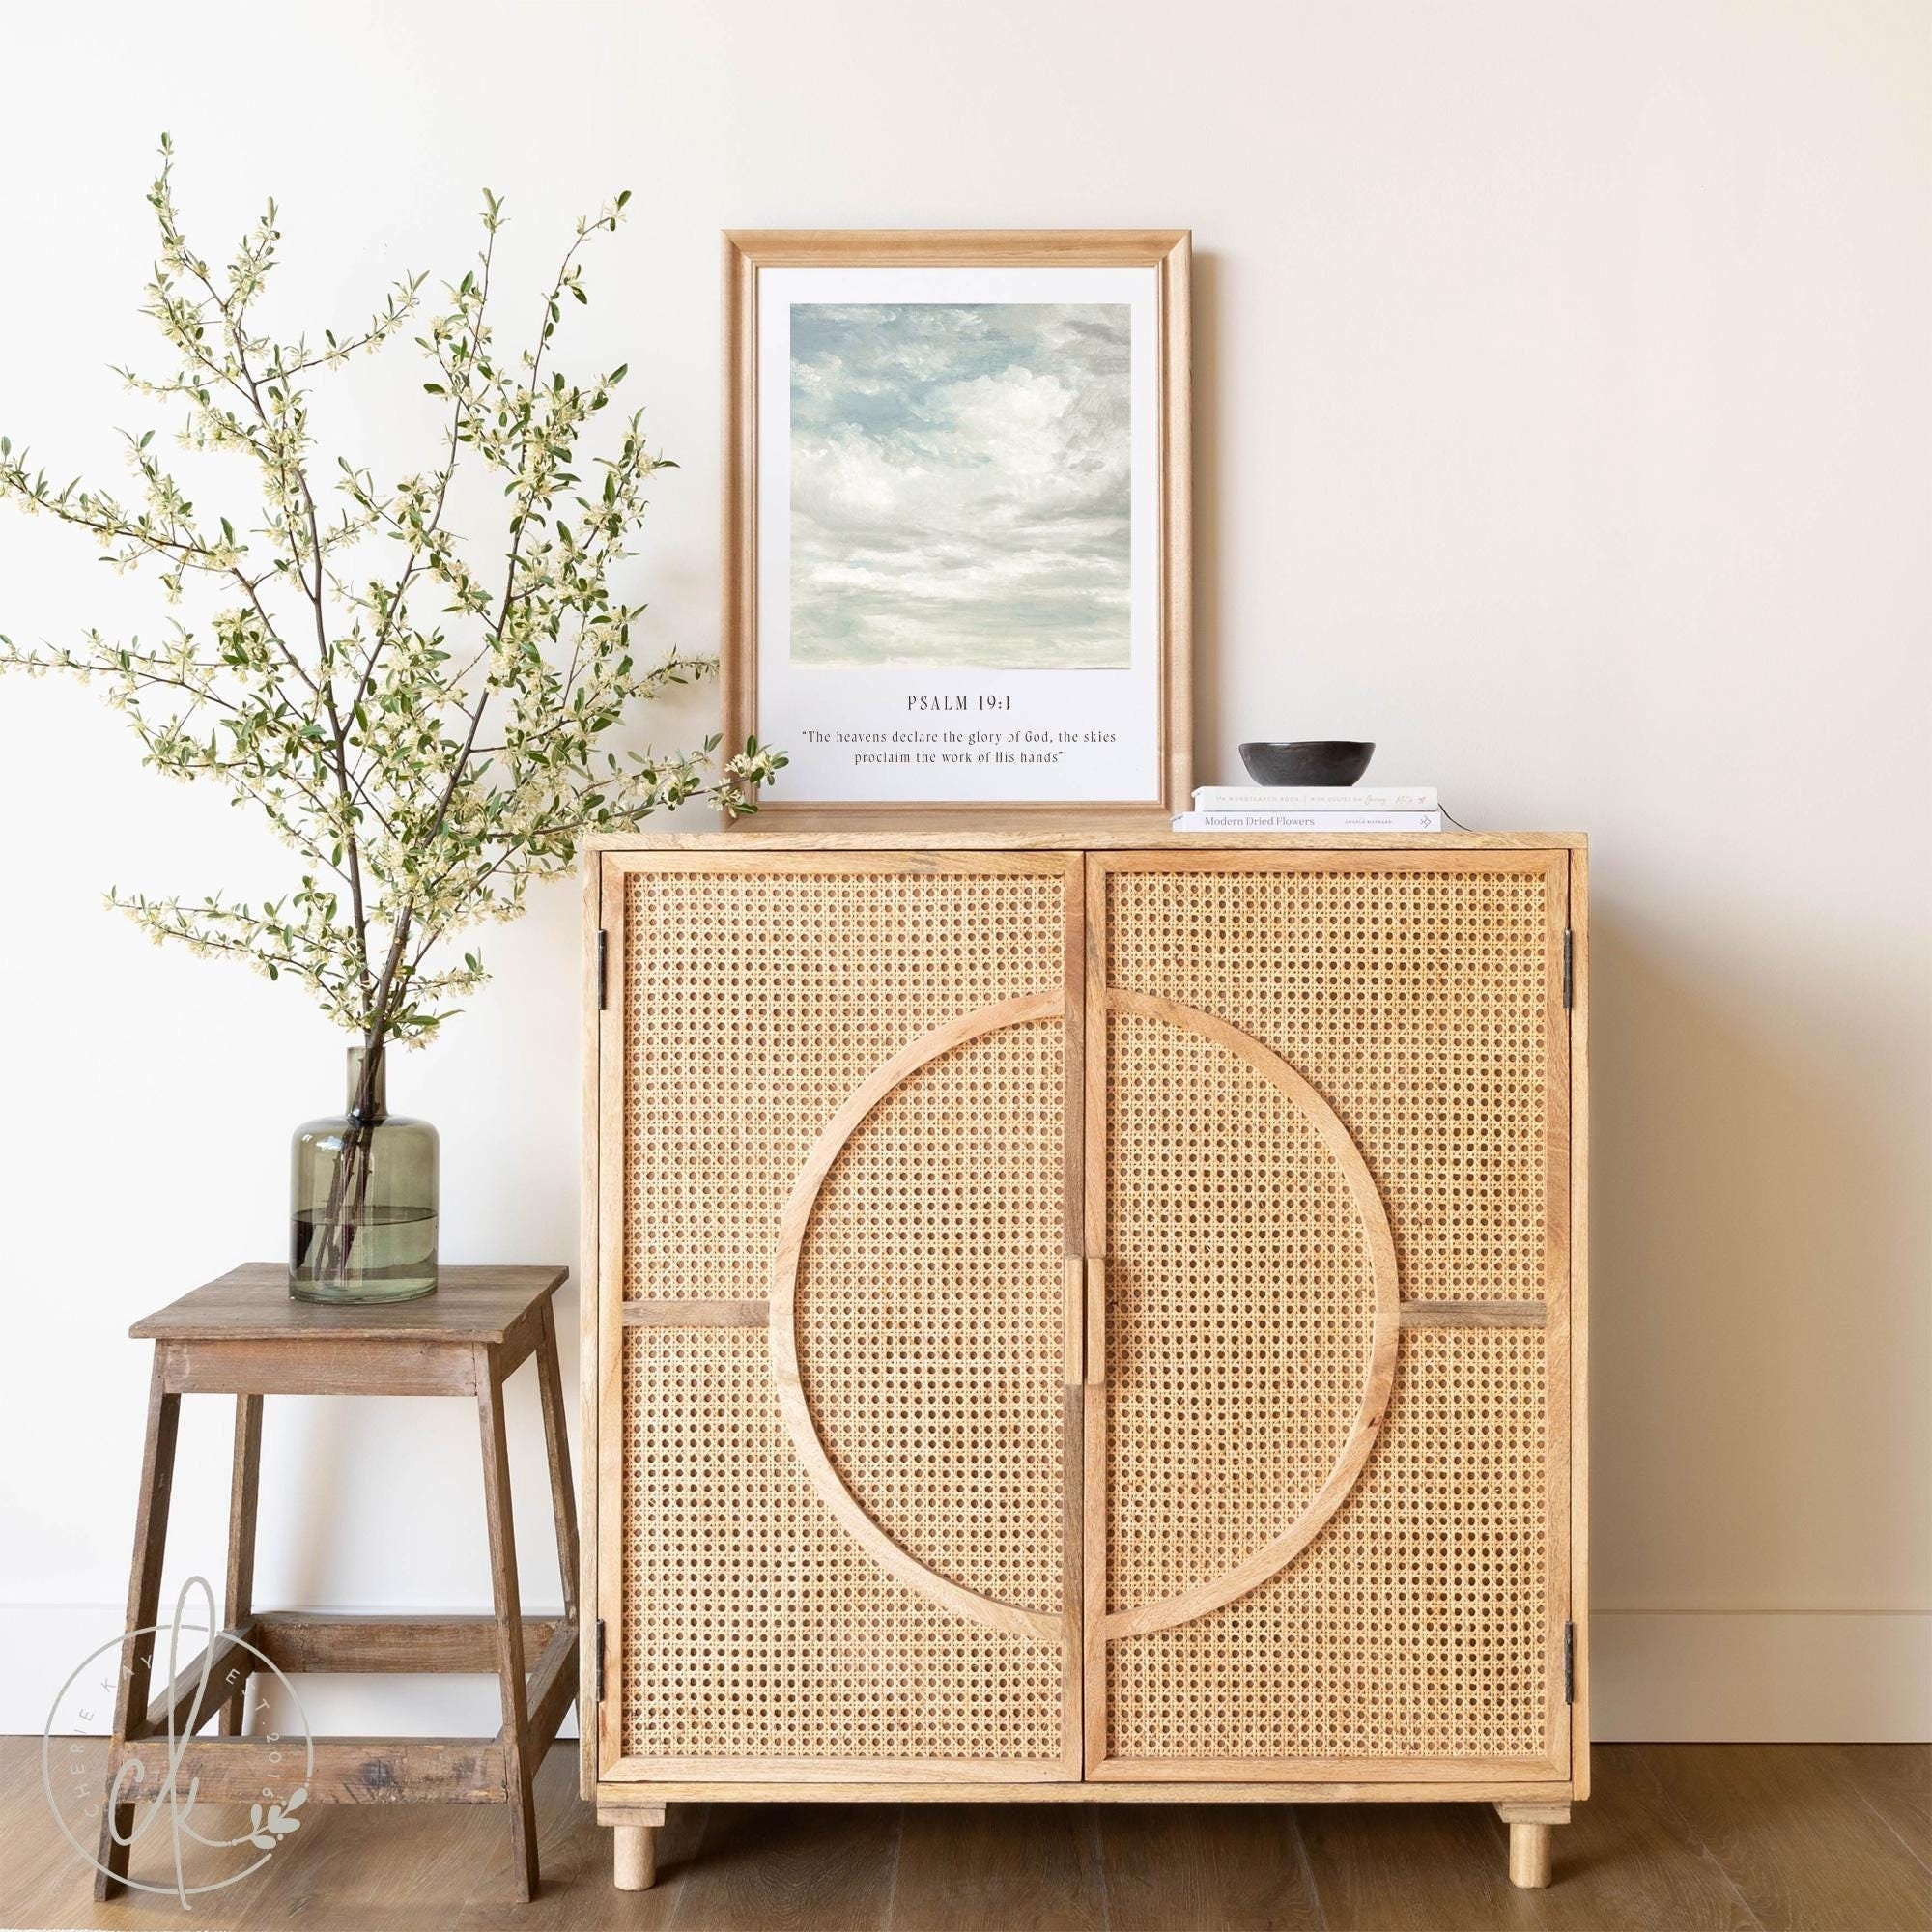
[586,824,1586,854]
[129,1264,570,1343]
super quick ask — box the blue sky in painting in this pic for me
[788,302,1130,669]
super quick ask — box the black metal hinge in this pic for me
[1564,1621,1575,1704]
[1562,929,1575,1010]
[596,1618,607,1702]
[597,930,609,1010]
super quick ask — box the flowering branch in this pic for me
[0,137,784,1059]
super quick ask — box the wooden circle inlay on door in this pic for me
[769,994,1066,1644]
[1099,991,1400,1640]
[766,989,1401,1649]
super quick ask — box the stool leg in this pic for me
[533,1301,586,1797]
[476,1346,539,1902]
[220,1394,264,1735]
[97,1350,180,1900]
[534,1300,580,1623]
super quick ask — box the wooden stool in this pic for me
[97,1264,579,1903]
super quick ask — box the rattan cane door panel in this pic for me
[1088,852,1570,1780]
[602,854,1079,1779]
[618,1325,1065,1768]
[1103,1326,1552,1767]
[794,1016,1067,1618]
[614,856,1070,1304]
[1100,856,1564,1306]
[1101,1007,1387,1611]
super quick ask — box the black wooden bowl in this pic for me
[1237,740,1376,787]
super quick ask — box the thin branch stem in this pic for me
[0,163,780,1074]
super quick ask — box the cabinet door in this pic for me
[593,853,1084,1782]
[1085,851,1574,1782]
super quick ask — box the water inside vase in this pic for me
[291,1204,438,1300]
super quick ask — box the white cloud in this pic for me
[788,302,1131,670]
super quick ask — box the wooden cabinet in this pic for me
[582,833,1587,1889]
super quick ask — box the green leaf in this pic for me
[0,161,784,1054]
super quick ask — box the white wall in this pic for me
[0,0,1924,1742]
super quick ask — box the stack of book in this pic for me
[1173,784,1443,832]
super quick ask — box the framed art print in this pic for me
[722,230,1190,820]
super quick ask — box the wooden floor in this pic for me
[2,1740,1925,1931]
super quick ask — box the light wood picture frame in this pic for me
[722,230,1191,823]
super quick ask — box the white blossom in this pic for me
[1,143,784,1056]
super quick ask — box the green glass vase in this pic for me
[290,1045,439,1302]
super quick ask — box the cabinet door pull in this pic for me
[1064,1256,1085,1384]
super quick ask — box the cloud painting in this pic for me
[788,303,1131,669]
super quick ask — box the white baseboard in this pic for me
[1591,1611,1930,1742]
[3,1604,1924,1743]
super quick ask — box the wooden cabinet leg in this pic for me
[1495,1802,1567,1889]
[614,1824,657,1890]
[1508,1820,1553,1889]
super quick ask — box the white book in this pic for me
[1194,784,1437,810]
[1172,810,1445,832]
